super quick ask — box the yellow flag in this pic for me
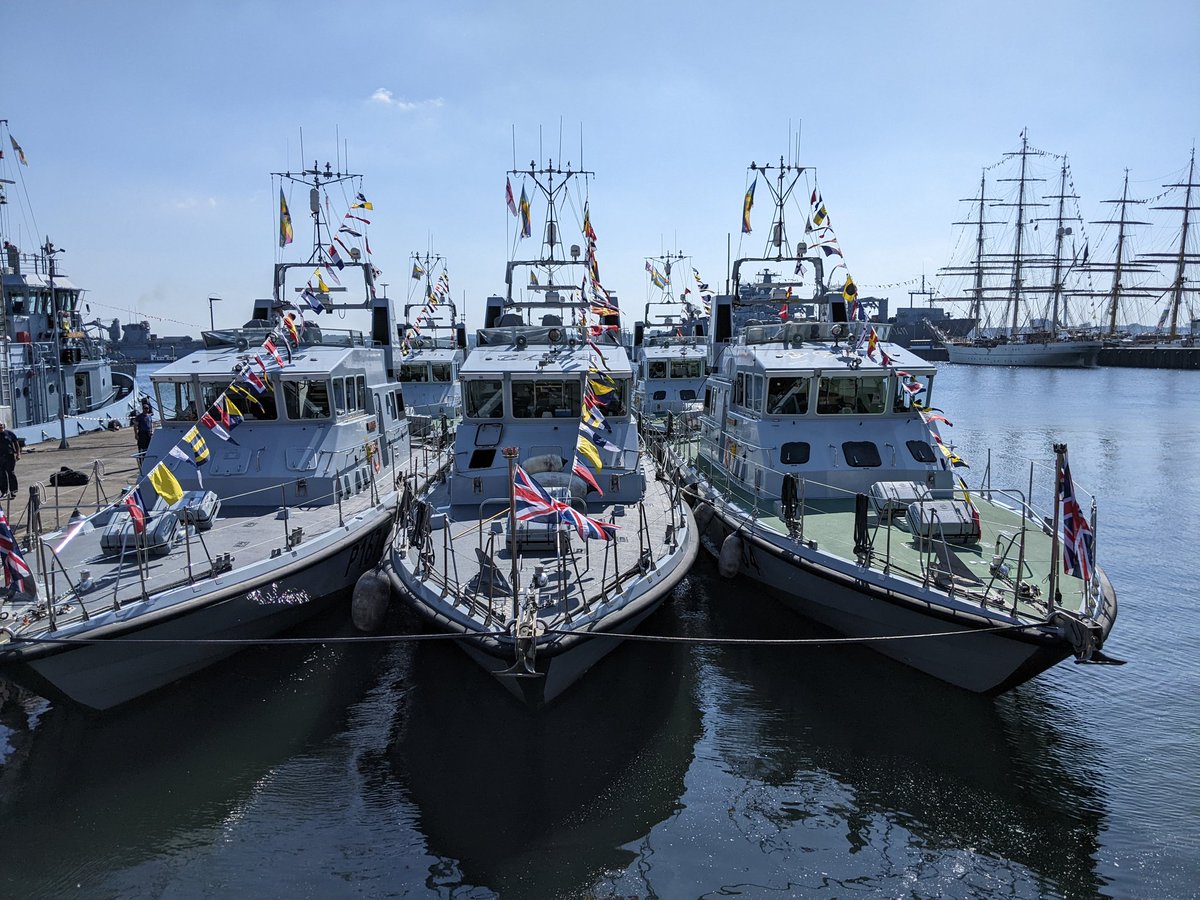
[588,378,615,396]
[576,436,603,472]
[316,271,329,293]
[148,462,185,506]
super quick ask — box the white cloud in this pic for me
[369,88,444,111]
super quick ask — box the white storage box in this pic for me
[870,481,932,519]
[172,490,221,532]
[905,499,981,545]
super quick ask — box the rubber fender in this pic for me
[718,533,742,579]
[694,502,714,532]
[532,470,589,500]
[522,454,566,475]
[351,569,391,633]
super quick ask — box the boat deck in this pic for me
[671,437,1095,622]
[1,438,449,637]
[394,453,692,633]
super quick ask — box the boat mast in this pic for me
[970,171,988,323]
[1009,135,1031,336]
[994,131,1048,336]
[1099,171,1148,335]
[1047,157,1071,334]
[1147,148,1199,340]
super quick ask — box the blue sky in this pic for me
[2,0,1197,333]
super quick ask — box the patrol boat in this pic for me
[382,160,698,706]
[631,251,708,436]
[0,161,413,710]
[1,122,137,445]
[658,157,1119,694]
[396,251,466,433]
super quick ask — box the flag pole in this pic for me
[1049,443,1065,611]
[503,446,519,623]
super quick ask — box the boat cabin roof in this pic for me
[151,327,381,380]
[462,342,633,378]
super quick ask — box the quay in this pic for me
[7,427,141,533]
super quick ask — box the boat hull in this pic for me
[945,340,1102,367]
[384,504,699,707]
[693,498,1100,695]
[12,368,139,447]
[1,513,394,711]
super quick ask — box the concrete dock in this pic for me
[6,427,142,533]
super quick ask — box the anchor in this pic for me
[497,588,546,680]
[1050,610,1127,666]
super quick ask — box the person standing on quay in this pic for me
[0,422,21,499]
[135,399,155,461]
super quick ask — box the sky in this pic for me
[2,0,1198,335]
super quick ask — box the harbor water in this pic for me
[1,363,1197,898]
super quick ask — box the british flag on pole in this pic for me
[1058,450,1094,581]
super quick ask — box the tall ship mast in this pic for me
[935,132,1102,367]
[1076,170,1156,336]
[1140,148,1200,340]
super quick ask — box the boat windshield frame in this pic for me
[739,320,893,345]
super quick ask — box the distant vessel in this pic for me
[937,132,1102,366]
[631,251,708,434]
[105,319,202,364]
[0,122,137,444]
[396,251,466,429]
[887,276,976,349]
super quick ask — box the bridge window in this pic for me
[512,379,582,418]
[465,379,504,419]
[670,359,703,379]
[766,377,810,415]
[817,375,886,415]
[283,380,331,420]
[431,363,454,383]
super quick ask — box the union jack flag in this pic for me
[512,465,616,540]
[1058,453,1094,581]
[0,509,31,585]
[513,465,561,524]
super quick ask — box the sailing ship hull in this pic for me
[0,510,395,711]
[945,340,1102,367]
[384,513,698,707]
[690,493,1114,695]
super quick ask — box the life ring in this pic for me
[522,454,566,475]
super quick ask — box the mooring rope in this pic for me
[7,620,1039,648]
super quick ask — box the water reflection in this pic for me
[683,553,1110,897]
[387,587,702,898]
[0,603,398,897]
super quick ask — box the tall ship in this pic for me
[0,121,137,445]
[0,158,414,710]
[658,155,1120,694]
[396,251,466,431]
[936,132,1102,366]
[379,157,699,706]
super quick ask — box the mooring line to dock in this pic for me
[7,621,1041,648]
